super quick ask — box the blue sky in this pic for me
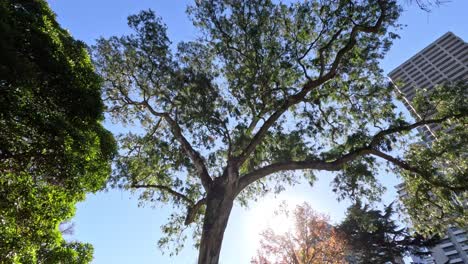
[46,1,468,263]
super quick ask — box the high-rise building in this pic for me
[389,31,467,141]
[389,32,468,264]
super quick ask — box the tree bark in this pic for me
[197,183,234,264]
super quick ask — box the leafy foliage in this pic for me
[0,0,115,261]
[396,81,468,236]
[251,203,347,264]
[338,202,436,264]
[93,0,466,261]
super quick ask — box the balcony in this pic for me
[444,250,458,256]
[440,242,455,248]
[448,258,463,264]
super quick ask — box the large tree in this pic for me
[0,0,115,262]
[251,203,347,264]
[338,202,436,264]
[93,0,467,263]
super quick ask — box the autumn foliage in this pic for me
[251,203,347,264]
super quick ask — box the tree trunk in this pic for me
[197,185,234,264]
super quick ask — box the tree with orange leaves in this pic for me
[251,203,348,264]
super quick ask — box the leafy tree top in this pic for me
[252,202,348,264]
[338,201,437,264]
[0,0,115,261]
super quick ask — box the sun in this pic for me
[243,195,301,250]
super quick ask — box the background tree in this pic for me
[0,0,115,262]
[93,0,466,263]
[251,203,347,264]
[395,81,468,236]
[338,201,436,264]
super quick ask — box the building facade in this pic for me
[389,31,467,141]
[389,32,468,264]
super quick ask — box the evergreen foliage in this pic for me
[0,1,115,262]
[339,202,436,263]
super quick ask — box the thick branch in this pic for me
[237,112,465,195]
[131,183,207,226]
[107,67,213,190]
[185,198,207,225]
[113,67,213,191]
[163,114,213,190]
[236,148,373,194]
[236,0,387,168]
[370,113,464,146]
[368,149,466,192]
[142,101,213,190]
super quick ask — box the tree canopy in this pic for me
[251,202,347,264]
[93,0,467,263]
[0,0,115,262]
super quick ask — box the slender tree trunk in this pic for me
[197,184,234,264]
